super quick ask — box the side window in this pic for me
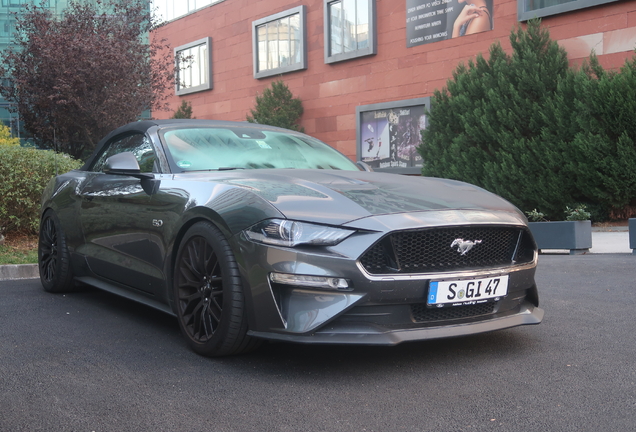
[91,134,157,173]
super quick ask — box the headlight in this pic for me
[244,219,354,247]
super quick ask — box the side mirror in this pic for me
[356,161,374,172]
[104,152,152,180]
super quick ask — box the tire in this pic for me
[39,210,75,293]
[173,221,260,357]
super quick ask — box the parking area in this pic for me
[1,254,635,432]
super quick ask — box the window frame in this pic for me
[252,6,307,79]
[324,0,377,64]
[518,0,620,21]
[174,37,213,96]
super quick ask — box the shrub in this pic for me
[565,205,591,221]
[246,80,304,132]
[0,147,81,234]
[0,124,20,146]
[419,20,573,219]
[565,56,636,216]
[419,19,636,221]
[171,100,194,119]
[525,209,547,222]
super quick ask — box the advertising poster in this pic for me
[406,0,494,47]
[360,105,426,170]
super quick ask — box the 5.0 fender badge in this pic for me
[451,238,482,255]
[152,219,164,227]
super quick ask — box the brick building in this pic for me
[152,0,636,173]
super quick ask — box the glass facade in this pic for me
[151,0,221,22]
[0,0,102,136]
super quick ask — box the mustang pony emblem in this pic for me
[451,238,483,255]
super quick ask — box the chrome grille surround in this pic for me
[359,225,536,275]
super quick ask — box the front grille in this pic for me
[411,302,495,322]
[359,226,535,275]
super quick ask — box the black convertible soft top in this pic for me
[80,119,290,170]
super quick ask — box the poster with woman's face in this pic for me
[360,106,426,170]
[406,0,494,47]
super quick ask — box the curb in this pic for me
[0,264,39,281]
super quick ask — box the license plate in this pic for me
[427,275,508,307]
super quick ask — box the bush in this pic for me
[246,80,304,132]
[565,56,636,215]
[419,19,636,221]
[0,147,81,234]
[0,124,20,146]
[419,20,573,219]
[564,205,591,221]
[171,100,194,119]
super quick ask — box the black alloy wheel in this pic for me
[177,236,224,342]
[174,221,260,356]
[38,210,75,293]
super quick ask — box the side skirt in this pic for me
[75,276,176,317]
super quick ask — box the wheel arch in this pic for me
[165,207,237,313]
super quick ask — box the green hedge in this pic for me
[419,20,636,221]
[0,146,81,234]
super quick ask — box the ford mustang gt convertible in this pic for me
[39,119,543,356]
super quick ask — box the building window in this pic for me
[175,37,212,96]
[518,0,620,21]
[324,0,376,64]
[252,6,306,79]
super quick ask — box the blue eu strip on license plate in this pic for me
[427,275,509,307]
[428,281,439,304]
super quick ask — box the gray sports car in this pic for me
[39,119,543,356]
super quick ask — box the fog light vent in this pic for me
[269,272,351,290]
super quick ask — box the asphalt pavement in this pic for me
[1,254,635,431]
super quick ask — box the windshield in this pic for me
[160,126,359,171]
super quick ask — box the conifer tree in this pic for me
[171,100,194,119]
[565,56,636,217]
[247,80,304,132]
[419,20,575,219]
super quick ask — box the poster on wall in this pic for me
[357,98,429,173]
[406,0,494,47]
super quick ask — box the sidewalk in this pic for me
[589,229,632,254]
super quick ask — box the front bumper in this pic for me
[236,211,542,345]
[248,302,543,345]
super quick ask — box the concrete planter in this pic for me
[629,218,636,254]
[528,220,592,255]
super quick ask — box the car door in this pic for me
[78,133,167,294]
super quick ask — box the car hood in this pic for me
[178,169,523,226]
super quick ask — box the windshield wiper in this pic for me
[189,167,245,172]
